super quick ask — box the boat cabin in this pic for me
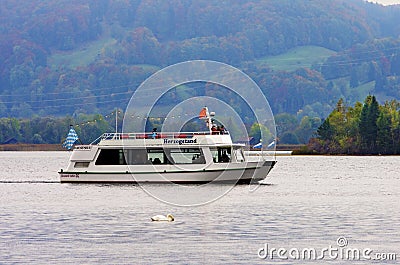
[69,132,246,169]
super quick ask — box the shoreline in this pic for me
[0,144,65,151]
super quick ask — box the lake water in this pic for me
[0,152,399,264]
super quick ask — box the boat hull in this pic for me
[59,161,276,184]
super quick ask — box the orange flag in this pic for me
[199,107,207,119]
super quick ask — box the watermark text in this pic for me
[258,237,397,261]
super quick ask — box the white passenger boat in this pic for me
[59,109,276,184]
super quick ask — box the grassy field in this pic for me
[256,45,336,71]
[330,78,375,104]
[47,38,161,74]
[48,38,117,69]
[354,81,375,100]
[355,81,397,103]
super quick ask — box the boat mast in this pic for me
[205,107,216,134]
[115,108,118,134]
[206,107,212,134]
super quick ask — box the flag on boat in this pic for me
[253,140,275,149]
[199,107,208,119]
[253,142,262,149]
[267,140,276,148]
[63,127,79,150]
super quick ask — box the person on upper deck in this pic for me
[151,128,158,139]
[220,125,226,134]
[211,125,218,135]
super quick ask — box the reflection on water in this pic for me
[0,152,399,264]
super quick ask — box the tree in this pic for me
[295,116,321,143]
[32,134,44,144]
[359,95,379,153]
[376,108,392,154]
[280,132,299,144]
[249,122,273,145]
[275,113,298,137]
[317,119,333,140]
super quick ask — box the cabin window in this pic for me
[74,162,89,168]
[95,148,206,165]
[95,149,127,165]
[166,148,205,164]
[233,147,245,162]
[210,147,231,163]
[124,149,150,165]
[147,149,168,164]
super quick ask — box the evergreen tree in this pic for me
[335,98,346,114]
[376,109,392,154]
[368,96,380,152]
[359,95,379,153]
[317,118,333,140]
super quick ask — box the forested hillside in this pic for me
[1,0,400,144]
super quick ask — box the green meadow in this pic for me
[256,45,336,71]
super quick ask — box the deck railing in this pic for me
[90,131,229,145]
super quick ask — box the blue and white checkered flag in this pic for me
[253,142,262,149]
[267,140,276,148]
[63,127,79,150]
[253,140,275,149]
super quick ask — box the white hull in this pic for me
[59,161,275,184]
[59,131,276,184]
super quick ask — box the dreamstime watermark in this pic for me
[258,237,397,261]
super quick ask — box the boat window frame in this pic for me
[147,148,170,165]
[210,147,232,163]
[94,147,206,165]
[165,147,206,164]
[95,149,127,165]
[74,162,90,168]
[233,146,245,162]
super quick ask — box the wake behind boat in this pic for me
[59,108,276,184]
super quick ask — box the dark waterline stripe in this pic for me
[0,180,59,184]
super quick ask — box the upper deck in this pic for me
[93,131,237,147]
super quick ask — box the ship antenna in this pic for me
[115,108,118,134]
